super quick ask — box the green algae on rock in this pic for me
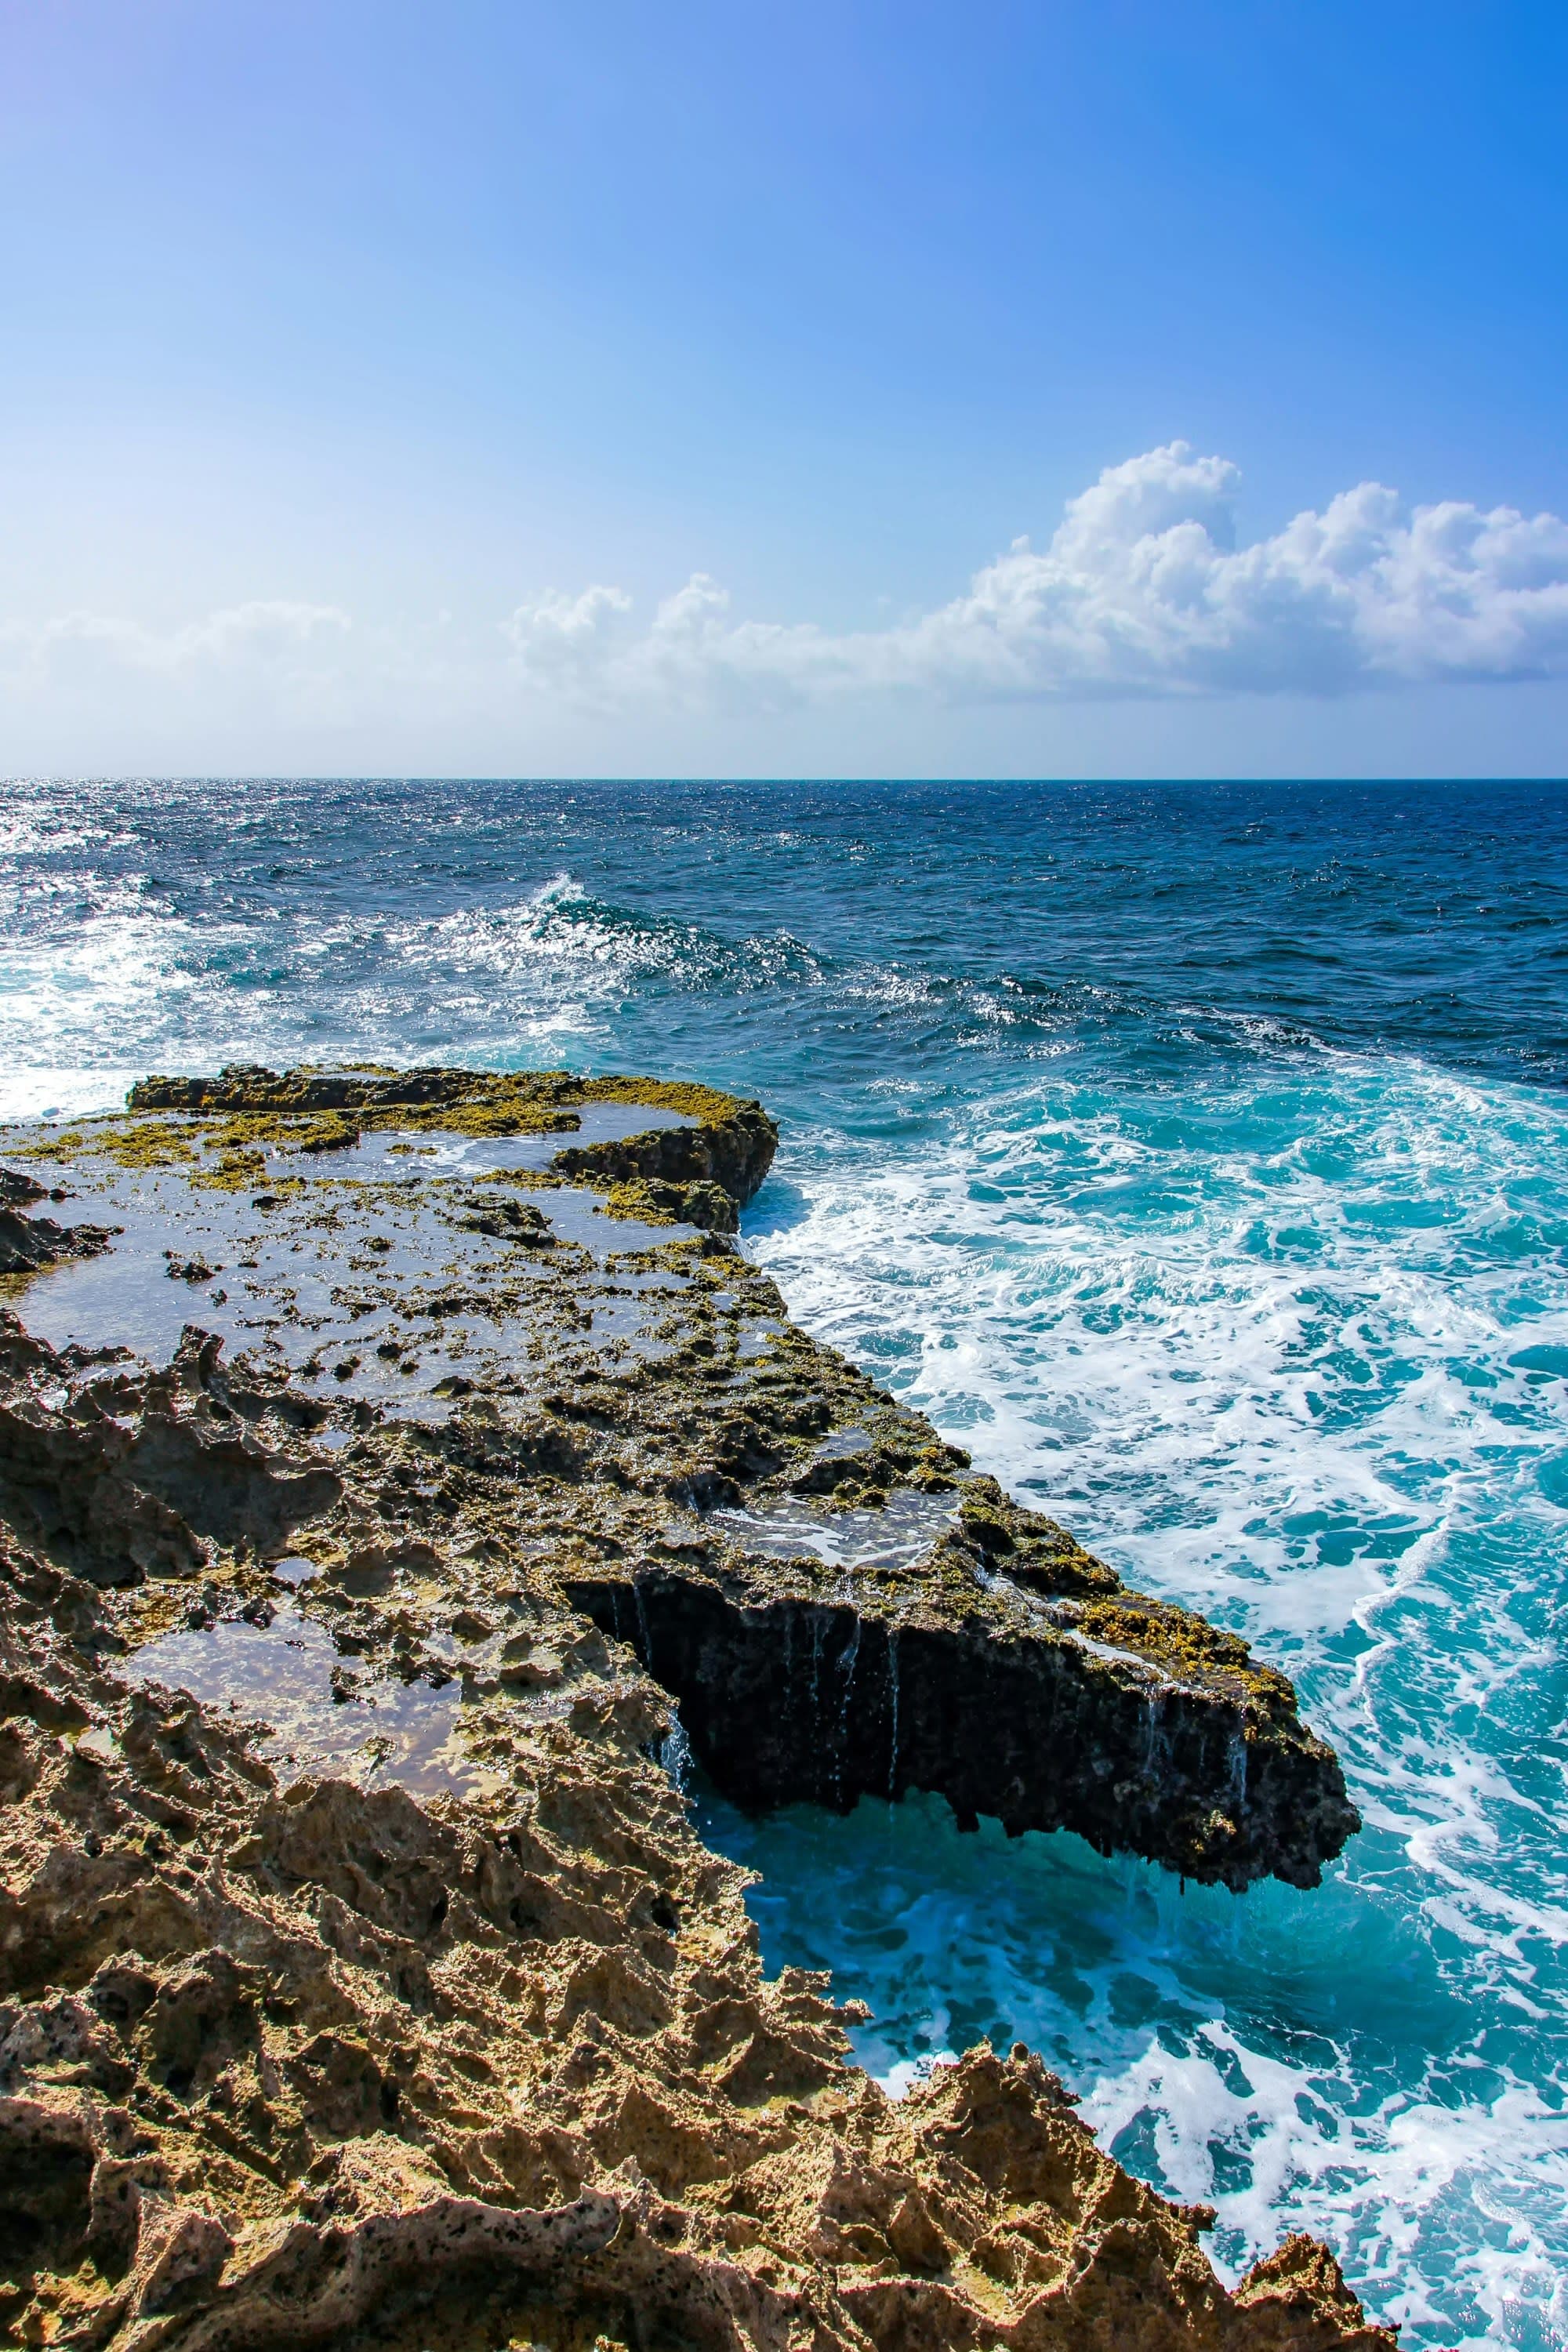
[0,1066,1385,2351]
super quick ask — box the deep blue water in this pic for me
[5,775,1568,2345]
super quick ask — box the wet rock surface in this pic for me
[0,1066,1386,2349]
[0,1171,114,1280]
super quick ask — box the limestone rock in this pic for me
[0,1069,1392,2347]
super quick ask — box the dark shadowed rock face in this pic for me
[568,1537,1359,1891]
[0,1067,1391,2350]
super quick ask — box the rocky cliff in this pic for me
[0,1067,1389,2350]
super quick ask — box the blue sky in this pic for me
[3,0,1567,777]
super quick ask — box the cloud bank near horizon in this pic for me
[505,445,1568,706]
[8,448,1568,739]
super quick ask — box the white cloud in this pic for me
[6,447,1568,768]
[503,444,1568,705]
[2,599,350,677]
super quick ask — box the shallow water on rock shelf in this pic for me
[7,775,1568,2346]
[129,1604,473,1796]
[2,1119,704,1395]
[713,1490,959,1575]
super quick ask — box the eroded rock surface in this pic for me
[0,1066,1388,2349]
[0,1170,113,1280]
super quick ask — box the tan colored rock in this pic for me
[0,1070,1395,2348]
[0,1519,1392,2349]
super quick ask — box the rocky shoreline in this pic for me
[0,1066,1389,2348]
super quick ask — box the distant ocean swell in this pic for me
[5,775,1568,2345]
[0,870,835,1115]
[0,858,1363,1117]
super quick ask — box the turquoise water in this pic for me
[5,775,1568,2343]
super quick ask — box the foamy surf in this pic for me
[738,1046,1568,2345]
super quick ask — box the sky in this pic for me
[2,0,1567,779]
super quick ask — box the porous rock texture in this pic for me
[0,1069,1390,2349]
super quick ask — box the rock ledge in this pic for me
[0,1068,1388,2350]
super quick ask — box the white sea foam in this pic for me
[1080,2024,1568,2334]
[741,1048,1568,2343]
[0,1069,142,1120]
[0,873,632,1112]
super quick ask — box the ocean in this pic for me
[5,772,1568,2346]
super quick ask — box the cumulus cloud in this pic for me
[504,444,1568,705]
[8,447,1568,757]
